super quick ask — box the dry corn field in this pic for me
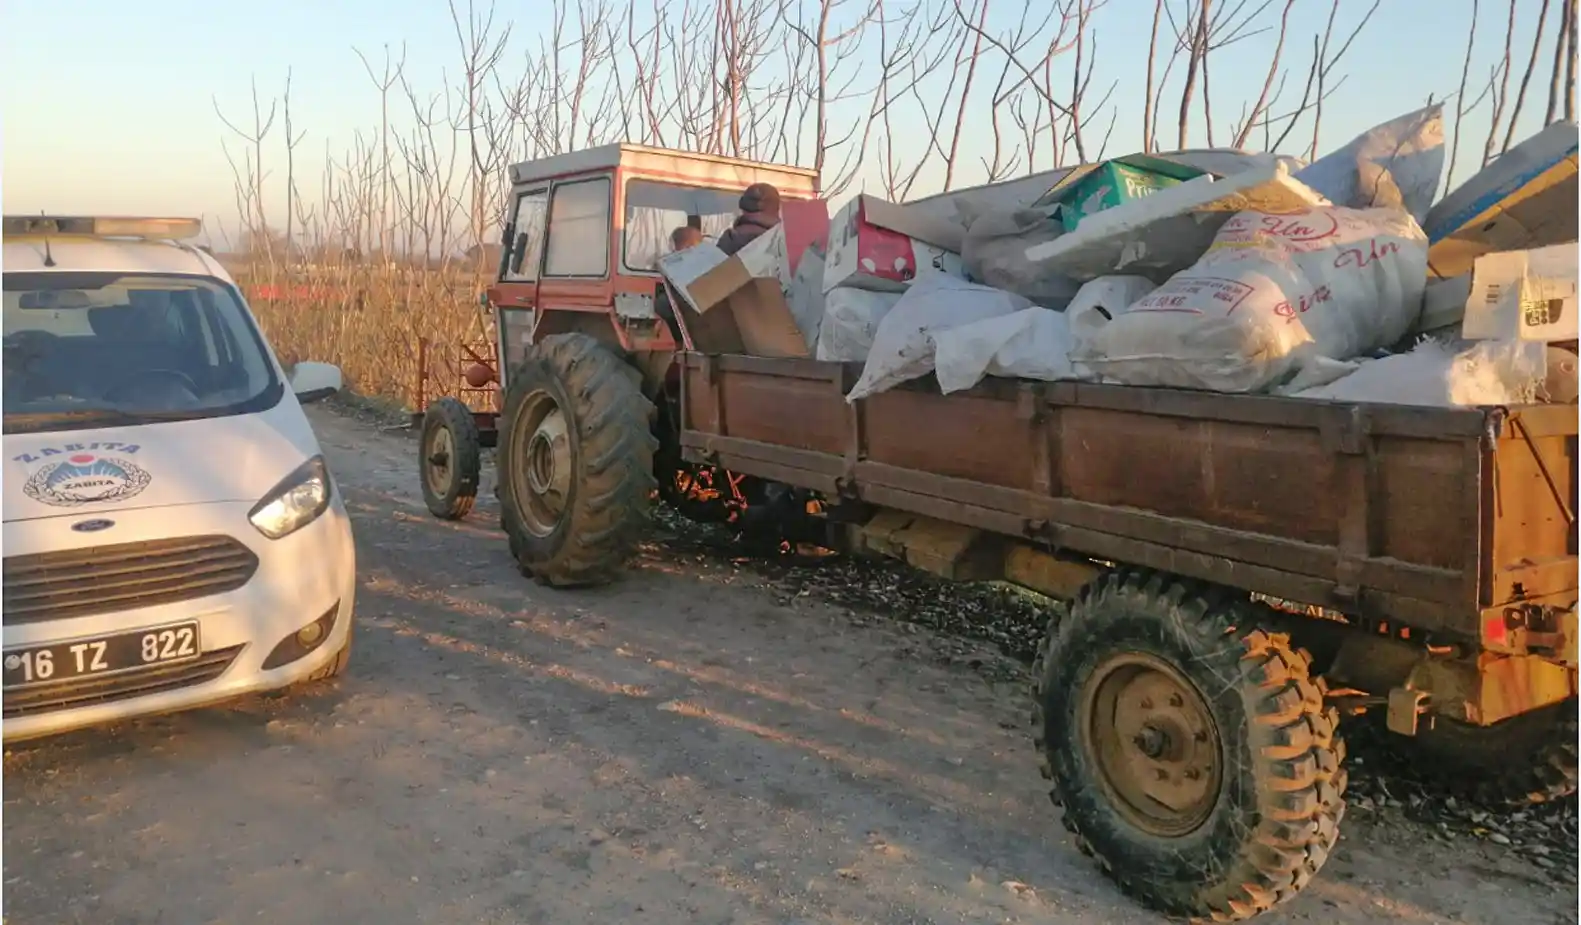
[235,264,492,409]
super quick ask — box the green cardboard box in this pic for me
[1040,155,1209,232]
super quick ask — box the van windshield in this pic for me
[3,272,282,435]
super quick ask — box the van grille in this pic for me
[2,644,245,719]
[2,536,259,625]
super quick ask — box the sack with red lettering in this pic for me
[1073,206,1429,393]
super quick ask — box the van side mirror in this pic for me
[289,361,343,404]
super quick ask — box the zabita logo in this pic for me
[18,445,153,508]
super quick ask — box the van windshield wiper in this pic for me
[2,407,207,431]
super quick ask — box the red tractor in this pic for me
[414,144,822,583]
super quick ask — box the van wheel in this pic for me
[420,397,481,519]
[498,334,657,587]
[1034,569,1347,921]
[298,623,353,685]
[1398,700,1578,807]
[306,622,354,683]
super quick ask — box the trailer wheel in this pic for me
[1400,699,1578,807]
[498,333,657,587]
[419,397,481,520]
[1034,569,1347,922]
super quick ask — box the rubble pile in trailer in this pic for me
[660,108,1578,409]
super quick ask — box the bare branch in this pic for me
[1446,0,1481,192]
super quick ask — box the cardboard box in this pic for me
[823,194,967,293]
[1461,243,1579,343]
[658,228,810,358]
[1424,121,1579,280]
[1041,155,1208,231]
[1022,155,1326,283]
[780,197,831,275]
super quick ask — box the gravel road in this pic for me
[4,404,1576,925]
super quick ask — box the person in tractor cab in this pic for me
[670,225,703,252]
[715,182,781,256]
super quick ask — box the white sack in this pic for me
[1076,206,1429,393]
[1291,338,1548,407]
[846,271,1031,402]
[934,308,1080,394]
[1065,275,1157,355]
[1295,105,1445,225]
[958,205,1082,307]
[815,287,903,362]
[788,243,828,351]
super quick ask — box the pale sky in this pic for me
[1,0,1568,249]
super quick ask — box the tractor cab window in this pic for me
[543,177,612,277]
[502,188,548,281]
[496,307,534,378]
[623,180,739,273]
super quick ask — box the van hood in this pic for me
[3,400,320,524]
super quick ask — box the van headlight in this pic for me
[248,455,332,539]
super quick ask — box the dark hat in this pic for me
[740,182,781,216]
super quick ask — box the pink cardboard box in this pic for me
[823,194,967,293]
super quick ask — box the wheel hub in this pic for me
[424,426,455,495]
[509,391,575,539]
[1082,653,1222,837]
[1133,724,1169,759]
[525,409,571,504]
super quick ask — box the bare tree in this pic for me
[1297,0,1379,158]
[1447,0,1483,192]
[354,45,406,258]
[1233,0,1296,148]
[1481,0,1518,167]
[281,69,307,267]
[214,78,279,278]
[448,0,512,253]
[1501,0,1551,151]
[1568,0,1578,120]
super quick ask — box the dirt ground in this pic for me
[4,404,1576,925]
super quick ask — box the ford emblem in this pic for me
[70,518,115,533]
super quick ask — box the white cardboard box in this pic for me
[1461,243,1579,343]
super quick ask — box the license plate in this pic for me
[3,621,202,689]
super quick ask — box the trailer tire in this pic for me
[1400,699,1578,807]
[419,397,481,520]
[1034,568,1347,922]
[498,333,657,587]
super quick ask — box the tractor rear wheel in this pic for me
[497,333,657,587]
[420,397,481,520]
[1035,568,1347,922]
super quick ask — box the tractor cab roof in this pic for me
[507,143,820,199]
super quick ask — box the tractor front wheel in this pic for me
[497,334,657,587]
[419,397,481,520]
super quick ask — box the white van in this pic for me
[2,216,356,742]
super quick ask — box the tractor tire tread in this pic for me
[1031,567,1346,922]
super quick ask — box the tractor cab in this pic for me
[482,144,819,395]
